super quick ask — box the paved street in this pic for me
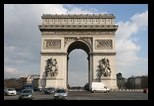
[4,90,148,100]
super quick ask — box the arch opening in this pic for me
[67,41,90,88]
[67,41,90,56]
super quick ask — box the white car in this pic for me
[54,89,68,100]
[4,88,17,96]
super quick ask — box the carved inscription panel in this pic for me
[44,39,61,49]
[96,40,112,49]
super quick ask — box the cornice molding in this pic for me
[90,52,116,55]
[42,14,115,19]
[39,25,118,30]
[40,52,67,55]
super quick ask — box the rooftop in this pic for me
[42,14,115,19]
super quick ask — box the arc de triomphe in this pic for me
[38,14,118,89]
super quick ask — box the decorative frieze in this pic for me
[42,30,115,35]
[42,18,114,25]
[80,37,93,47]
[43,39,61,49]
[96,40,112,49]
[64,37,93,48]
[41,14,115,25]
[64,37,77,46]
[39,25,118,30]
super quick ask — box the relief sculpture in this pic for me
[44,40,61,49]
[97,57,111,78]
[64,37,76,46]
[45,58,58,78]
[81,37,92,47]
[96,40,112,49]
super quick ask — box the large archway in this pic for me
[68,49,88,87]
[67,41,90,87]
[38,14,118,89]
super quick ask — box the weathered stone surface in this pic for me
[38,14,118,89]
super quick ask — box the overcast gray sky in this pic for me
[4,4,148,87]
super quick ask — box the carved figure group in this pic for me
[45,58,58,77]
[98,57,111,78]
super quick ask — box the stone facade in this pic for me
[38,14,118,89]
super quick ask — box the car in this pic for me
[4,87,7,95]
[54,88,68,100]
[15,88,22,93]
[22,84,34,92]
[4,88,17,96]
[19,89,34,100]
[143,88,148,93]
[34,87,41,92]
[44,87,55,94]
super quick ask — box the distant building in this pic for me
[128,76,142,89]
[116,73,127,89]
[4,75,40,88]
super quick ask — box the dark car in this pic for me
[19,89,34,100]
[34,87,41,92]
[143,88,148,93]
[15,88,22,92]
[54,88,68,100]
[44,87,55,94]
[22,84,34,92]
[4,87,7,95]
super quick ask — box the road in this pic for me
[4,90,148,100]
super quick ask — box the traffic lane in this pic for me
[34,92,54,100]
[4,92,54,100]
[67,91,148,100]
[4,91,148,100]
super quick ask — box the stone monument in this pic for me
[38,14,118,89]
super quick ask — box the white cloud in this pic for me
[4,67,33,78]
[66,5,107,14]
[4,46,16,51]
[115,10,148,72]
[4,44,39,66]
[5,67,17,73]
[130,10,148,30]
[116,21,138,44]
[67,7,98,14]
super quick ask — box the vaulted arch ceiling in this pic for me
[67,41,90,56]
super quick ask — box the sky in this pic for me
[4,4,148,87]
